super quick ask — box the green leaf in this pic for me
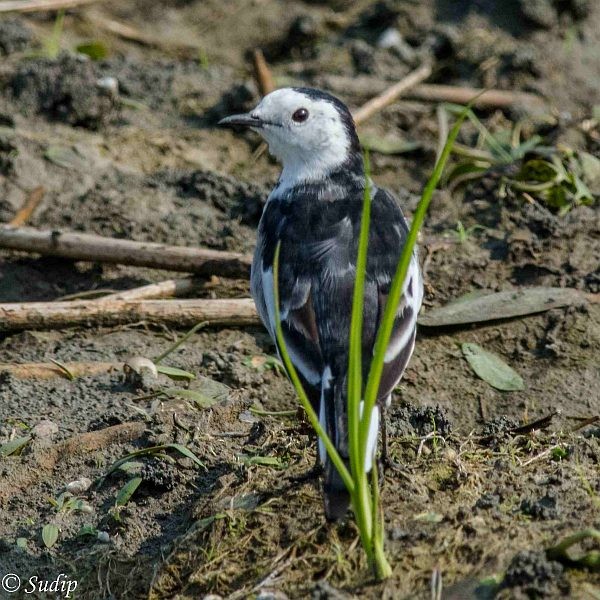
[76,41,108,60]
[16,537,27,548]
[156,365,196,381]
[579,151,600,193]
[41,524,59,549]
[44,145,84,170]
[517,158,560,184]
[118,460,144,474]
[115,477,143,506]
[163,387,218,408]
[238,455,284,468]
[77,524,98,537]
[0,435,31,456]
[100,443,205,484]
[462,343,524,391]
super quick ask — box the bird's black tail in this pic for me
[321,375,351,521]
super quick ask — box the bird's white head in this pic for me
[219,87,361,189]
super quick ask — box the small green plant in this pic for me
[452,220,485,243]
[48,492,91,514]
[501,147,598,214]
[442,103,599,214]
[41,10,65,59]
[273,106,469,578]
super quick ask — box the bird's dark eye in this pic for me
[292,108,309,123]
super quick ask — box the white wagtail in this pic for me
[219,88,423,520]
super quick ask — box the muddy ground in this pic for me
[0,1,599,598]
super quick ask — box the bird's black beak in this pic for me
[218,113,263,128]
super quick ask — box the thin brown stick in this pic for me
[0,361,119,379]
[0,298,259,332]
[0,0,98,12]
[97,277,198,302]
[253,49,275,96]
[320,75,546,111]
[0,226,252,277]
[84,12,200,55]
[9,186,45,227]
[0,422,145,504]
[352,64,432,124]
[409,84,544,110]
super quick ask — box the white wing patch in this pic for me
[383,253,422,363]
[360,401,379,473]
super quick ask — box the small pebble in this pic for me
[31,420,58,439]
[377,27,403,49]
[65,477,92,494]
[96,76,119,96]
[97,531,110,543]
[124,356,158,377]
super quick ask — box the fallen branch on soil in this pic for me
[97,277,199,302]
[320,75,546,112]
[0,422,146,505]
[9,186,45,227]
[353,63,432,125]
[253,48,275,96]
[0,0,98,12]
[0,298,259,332]
[0,361,119,379]
[0,226,252,277]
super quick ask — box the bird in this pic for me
[219,87,423,520]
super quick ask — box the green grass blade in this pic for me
[360,105,470,457]
[348,150,372,479]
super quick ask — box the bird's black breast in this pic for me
[258,183,407,287]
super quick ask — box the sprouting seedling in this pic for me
[43,10,65,59]
[273,104,470,579]
[453,220,486,244]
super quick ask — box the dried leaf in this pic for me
[462,343,524,391]
[413,511,444,523]
[418,287,586,327]
[359,133,421,155]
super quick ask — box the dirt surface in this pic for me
[0,1,599,598]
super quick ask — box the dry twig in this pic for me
[352,63,432,124]
[253,48,275,96]
[97,277,199,302]
[0,297,259,332]
[84,12,200,56]
[0,361,119,379]
[0,226,252,277]
[9,187,45,227]
[320,75,546,112]
[0,0,98,12]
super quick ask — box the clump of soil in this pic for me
[500,550,568,598]
[0,17,32,55]
[8,53,116,128]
